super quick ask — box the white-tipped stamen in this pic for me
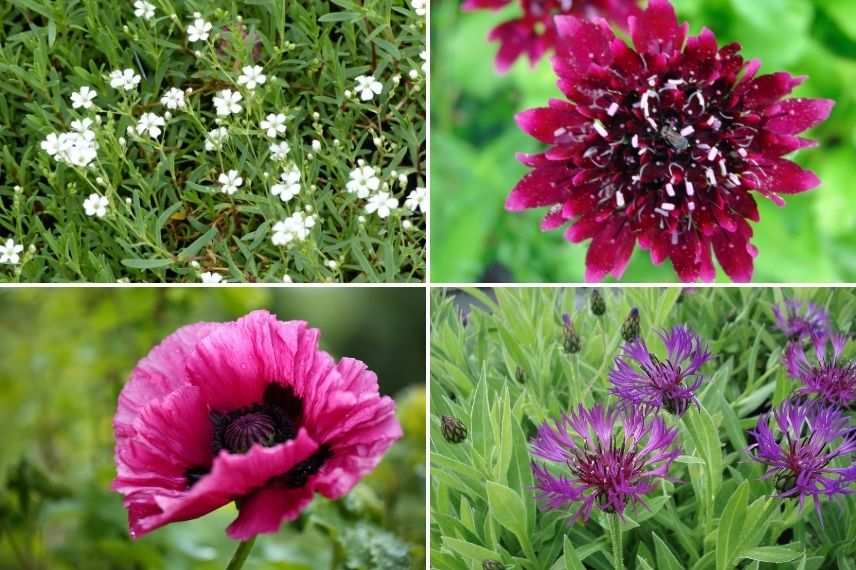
[686,181,695,196]
[666,183,675,197]
[615,190,625,208]
[729,173,741,185]
[738,148,748,157]
[688,201,696,211]
[607,102,619,117]
[707,147,718,161]
[647,117,658,129]
[661,202,675,211]
[719,159,728,176]
[553,127,567,138]
[593,120,608,137]
[706,167,716,185]
[631,134,639,148]
[680,126,694,136]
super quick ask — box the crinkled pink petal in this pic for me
[553,16,615,78]
[756,159,821,195]
[629,0,686,56]
[227,484,315,540]
[506,165,573,211]
[741,73,806,110]
[516,101,586,144]
[765,98,835,135]
[584,220,635,282]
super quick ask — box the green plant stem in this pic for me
[608,515,624,570]
[226,537,257,570]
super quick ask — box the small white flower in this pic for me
[205,127,229,151]
[260,113,286,138]
[109,68,141,91]
[83,193,109,218]
[269,141,290,160]
[271,212,316,245]
[136,112,166,138]
[70,118,94,133]
[271,166,301,202]
[325,260,338,270]
[133,0,155,20]
[200,271,223,283]
[346,165,381,198]
[408,69,418,80]
[218,169,243,195]
[410,0,426,16]
[354,75,383,101]
[402,219,413,230]
[0,238,24,265]
[213,89,242,116]
[41,133,61,156]
[404,186,427,213]
[70,86,97,109]
[282,274,293,283]
[187,17,212,42]
[237,65,267,90]
[160,87,186,109]
[311,139,322,152]
[365,191,399,218]
[118,136,127,146]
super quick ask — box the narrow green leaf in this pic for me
[716,480,749,570]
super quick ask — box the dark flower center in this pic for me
[223,412,280,453]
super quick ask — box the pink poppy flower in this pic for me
[112,310,402,540]
[462,0,642,73]
[506,0,833,282]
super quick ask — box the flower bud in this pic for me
[590,289,606,316]
[482,561,504,570]
[622,308,640,342]
[562,313,580,354]
[440,415,467,444]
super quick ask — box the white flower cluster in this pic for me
[218,170,243,195]
[346,164,399,219]
[41,128,98,167]
[109,68,142,91]
[0,238,24,265]
[405,187,427,213]
[213,89,242,116]
[271,166,301,203]
[272,211,316,245]
[354,75,383,101]
[410,0,426,17]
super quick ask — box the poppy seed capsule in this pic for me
[441,415,467,444]
[591,289,606,316]
[562,313,581,354]
[622,308,641,342]
[482,561,504,570]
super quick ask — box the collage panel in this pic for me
[430,0,855,284]
[0,0,426,284]
[0,287,426,569]
[430,287,856,569]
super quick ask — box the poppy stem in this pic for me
[226,537,256,570]
[608,515,624,570]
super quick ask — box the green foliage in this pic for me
[431,0,856,282]
[430,287,856,569]
[0,0,425,283]
[0,288,426,569]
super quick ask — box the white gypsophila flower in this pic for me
[325,260,338,270]
[346,165,381,198]
[70,86,97,110]
[187,17,212,42]
[70,117,94,133]
[83,193,109,218]
[42,130,98,167]
[237,65,267,90]
[402,219,413,230]
[404,186,427,213]
[271,166,301,203]
[260,113,286,138]
[218,169,243,195]
[133,0,155,20]
[271,212,316,245]
[136,112,166,138]
[421,50,427,74]
[40,133,61,156]
[282,275,293,283]
[200,271,224,283]
[0,238,24,265]
[213,89,242,116]
[410,0,426,16]
[409,69,418,80]
[312,139,322,152]
[269,141,290,160]
[160,87,186,110]
[204,127,229,151]
[354,75,383,101]
[109,68,141,91]
[365,191,399,219]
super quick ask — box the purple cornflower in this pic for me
[609,326,711,416]
[784,334,856,408]
[773,299,830,342]
[531,404,680,521]
[749,401,856,512]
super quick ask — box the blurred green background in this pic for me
[0,287,426,569]
[431,0,856,283]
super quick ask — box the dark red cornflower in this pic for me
[784,334,856,408]
[506,0,834,282]
[531,404,679,520]
[461,0,641,72]
[609,325,710,416]
[749,401,856,513]
[773,299,830,343]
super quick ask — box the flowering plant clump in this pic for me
[461,0,641,72]
[784,333,856,408]
[0,1,425,283]
[501,0,833,282]
[431,288,856,570]
[113,311,402,542]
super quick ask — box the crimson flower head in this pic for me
[749,401,856,511]
[531,404,679,520]
[610,325,710,416]
[112,310,402,540]
[506,0,834,282]
[461,0,641,72]
[773,299,830,342]
[784,334,856,408]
